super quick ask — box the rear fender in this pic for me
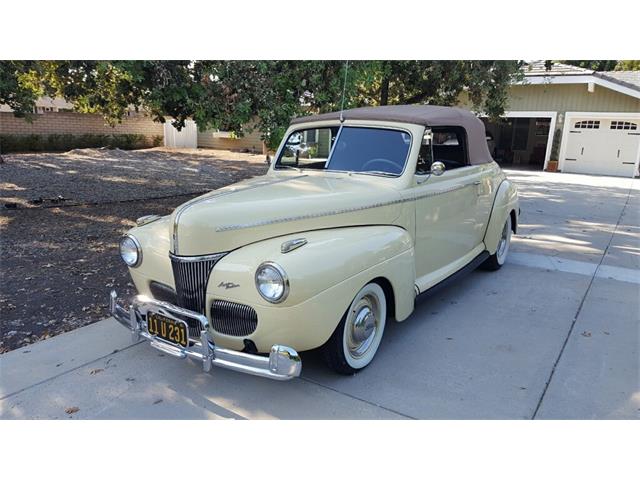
[484,179,519,254]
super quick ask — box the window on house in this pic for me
[574,120,600,129]
[535,118,550,136]
[610,121,638,130]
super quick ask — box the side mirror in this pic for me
[265,155,271,166]
[431,161,445,176]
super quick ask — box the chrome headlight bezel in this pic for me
[255,261,289,304]
[119,234,142,268]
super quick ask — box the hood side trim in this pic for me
[172,175,307,254]
[214,182,469,232]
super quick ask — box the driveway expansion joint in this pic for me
[299,375,417,419]
[531,181,635,419]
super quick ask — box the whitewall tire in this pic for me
[322,282,387,375]
[482,214,512,271]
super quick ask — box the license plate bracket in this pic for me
[147,312,189,348]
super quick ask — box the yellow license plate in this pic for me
[147,312,189,348]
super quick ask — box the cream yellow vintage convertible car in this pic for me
[110,105,519,380]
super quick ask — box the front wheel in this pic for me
[322,282,387,375]
[482,214,512,271]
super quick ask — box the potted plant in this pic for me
[545,128,562,172]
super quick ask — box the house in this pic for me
[477,62,640,178]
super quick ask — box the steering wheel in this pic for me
[361,158,400,173]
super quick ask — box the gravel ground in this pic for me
[0,147,268,353]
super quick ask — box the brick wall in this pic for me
[0,111,164,138]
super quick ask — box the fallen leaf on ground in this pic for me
[65,406,79,415]
[89,368,104,375]
[581,331,592,337]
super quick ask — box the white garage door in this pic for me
[563,117,640,177]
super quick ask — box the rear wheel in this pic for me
[482,214,512,271]
[322,282,387,375]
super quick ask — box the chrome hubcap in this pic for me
[497,220,509,259]
[347,296,378,358]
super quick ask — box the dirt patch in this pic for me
[0,147,268,352]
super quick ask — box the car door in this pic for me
[413,127,488,289]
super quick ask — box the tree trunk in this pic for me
[380,77,389,106]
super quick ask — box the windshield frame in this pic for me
[274,124,413,178]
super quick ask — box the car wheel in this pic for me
[322,282,387,375]
[482,214,512,271]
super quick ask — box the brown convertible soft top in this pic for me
[291,105,493,165]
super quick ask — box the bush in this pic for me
[0,133,156,153]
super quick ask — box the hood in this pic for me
[169,173,404,255]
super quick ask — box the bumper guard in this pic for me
[109,290,301,381]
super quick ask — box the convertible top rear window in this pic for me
[277,126,411,176]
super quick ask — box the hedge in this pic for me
[0,133,163,154]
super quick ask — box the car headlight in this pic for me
[119,235,142,267]
[255,262,289,303]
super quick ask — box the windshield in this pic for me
[276,126,411,176]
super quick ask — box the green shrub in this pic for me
[0,133,156,153]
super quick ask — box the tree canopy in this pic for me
[1,60,523,148]
[561,60,640,72]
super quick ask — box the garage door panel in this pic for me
[563,117,639,178]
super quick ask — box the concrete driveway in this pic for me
[1,170,638,419]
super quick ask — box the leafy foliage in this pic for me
[614,60,640,71]
[1,60,523,146]
[562,60,618,71]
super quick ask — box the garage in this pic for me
[560,113,640,178]
[482,112,556,171]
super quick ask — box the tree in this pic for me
[562,60,618,71]
[0,60,523,147]
[0,61,41,118]
[351,61,522,119]
[614,60,640,71]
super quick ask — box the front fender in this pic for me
[209,225,414,308]
[484,179,519,254]
[207,226,416,352]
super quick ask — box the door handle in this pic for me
[473,181,481,185]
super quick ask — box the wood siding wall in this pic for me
[507,84,640,113]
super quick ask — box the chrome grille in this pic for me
[211,300,258,337]
[170,252,225,337]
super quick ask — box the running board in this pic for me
[415,250,490,306]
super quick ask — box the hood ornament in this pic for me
[281,238,307,254]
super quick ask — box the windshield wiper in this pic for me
[277,165,302,172]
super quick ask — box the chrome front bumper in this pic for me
[109,290,301,381]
